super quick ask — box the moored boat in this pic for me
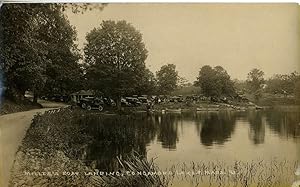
[165,108,182,113]
[256,106,263,110]
[196,107,219,111]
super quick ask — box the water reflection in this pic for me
[247,111,265,144]
[83,107,300,171]
[195,111,236,146]
[157,114,180,150]
[85,114,157,171]
[265,107,300,139]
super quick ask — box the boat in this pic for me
[196,107,219,111]
[165,108,182,113]
[255,106,263,110]
[237,107,247,111]
[135,110,148,113]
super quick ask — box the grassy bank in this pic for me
[152,101,254,111]
[242,93,300,106]
[9,108,169,187]
[0,98,42,115]
[256,96,299,106]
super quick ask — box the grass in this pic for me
[0,98,42,115]
[90,152,172,187]
[16,108,171,187]
[165,159,299,187]
[21,108,93,159]
[256,95,298,106]
[89,156,299,187]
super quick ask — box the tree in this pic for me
[265,74,285,94]
[246,68,265,93]
[194,65,216,96]
[156,64,178,94]
[0,3,106,102]
[135,68,157,95]
[295,80,300,101]
[0,4,49,101]
[233,79,247,94]
[214,66,235,96]
[177,76,190,88]
[194,65,235,97]
[59,3,107,14]
[84,20,148,109]
[246,68,265,101]
[38,7,83,98]
[0,4,84,102]
[265,74,297,95]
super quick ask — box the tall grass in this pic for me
[90,152,173,187]
[87,156,298,187]
[167,159,299,187]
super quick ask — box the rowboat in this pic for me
[165,108,182,113]
[196,107,219,111]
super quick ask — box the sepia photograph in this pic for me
[0,2,300,187]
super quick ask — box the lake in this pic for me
[84,106,300,186]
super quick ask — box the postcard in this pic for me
[0,2,299,187]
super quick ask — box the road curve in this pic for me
[0,107,57,187]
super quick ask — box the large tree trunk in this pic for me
[33,92,38,104]
[116,94,122,111]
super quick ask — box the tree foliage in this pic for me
[84,20,148,106]
[135,68,157,95]
[177,76,191,88]
[0,4,83,101]
[1,4,49,100]
[246,68,265,93]
[39,7,83,97]
[295,80,300,100]
[194,65,235,97]
[265,72,300,95]
[233,79,247,94]
[59,3,107,14]
[156,64,178,95]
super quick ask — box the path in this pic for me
[0,101,67,187]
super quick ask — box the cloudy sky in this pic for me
[66,3,300,82]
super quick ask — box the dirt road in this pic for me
[0,101,67,187]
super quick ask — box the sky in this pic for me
[66,3,300,82]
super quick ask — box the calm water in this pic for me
[147,108,300,168]
[84,106,300,186]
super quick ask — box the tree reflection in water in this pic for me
[81,108,300,172]
[195,111,236,146]
[156,113,180,150]
[84,114,157,171]
[265,107,300,139]
[247,110,265,144]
